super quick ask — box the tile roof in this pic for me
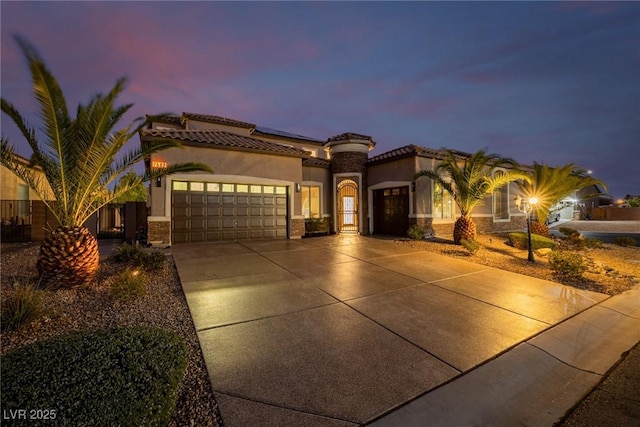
[140,129,307,157]
[367,145,446,164]
[147,114,183,127]
[254,126,324,144]
[182,112,256,129]
[327,132,376,145]
[302,157,330,168]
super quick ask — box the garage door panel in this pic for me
[191,219,206,230]
[263,218,275,227]
[191,207,206,217]
[173,232,189,243]
[191,194,205,204]
[173,194,189,204]
[190,232,205,242]
[172,183,288,243]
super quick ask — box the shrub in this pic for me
[305,217,329,234]
[407,224,424,240]
[549,251,587,279]
[1,283,44,332]
[508,232,556,251]
[112,242,147,265]
[144,251,167,270]
[111,270,148,301]
[614,236,637,247]
[112,243,166,270]
[460,238,480,255]
[1,326,188,426]
[584,238,603,249]
[559,227,580,238]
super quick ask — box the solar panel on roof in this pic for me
[255,126,323,143]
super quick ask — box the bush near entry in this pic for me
[1,326,187,426]
[508,232,556,251]
[549,251,587,279]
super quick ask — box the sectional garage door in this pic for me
[171,181,288,243]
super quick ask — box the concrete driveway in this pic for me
[172,235,640,426]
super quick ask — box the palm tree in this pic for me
[416,149,529,244]
[1,36,211,288]
[516,163,606,236]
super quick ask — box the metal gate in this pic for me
[337,179,358,233]
[1,200,32,242]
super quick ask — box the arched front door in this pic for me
[337,179,358,233]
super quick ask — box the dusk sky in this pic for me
[1,1,639,200]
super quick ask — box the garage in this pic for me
[373,186,409,236]
[171,181,288,243]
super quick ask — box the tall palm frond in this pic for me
[1,35,212,287]
[517,163,607,226]
[1,35,212,228]
[416,149,530,243]
[416,149,530,217]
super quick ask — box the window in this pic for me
[17,184,29,200]
[433,182,452,219]
[493,171,509,220]
[301,185,320,218]
[190,182,204,192]
[172,181,188,191]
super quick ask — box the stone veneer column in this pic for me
[324,133,376,235]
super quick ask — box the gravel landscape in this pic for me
[0,245,223,427]
[1,219,638,425]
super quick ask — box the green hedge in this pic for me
[1,326,187,426]
[509,231,556,251]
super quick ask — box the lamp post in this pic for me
[514,195,538,263]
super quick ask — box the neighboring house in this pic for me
[1,154,55,241]
[140,112,530,245]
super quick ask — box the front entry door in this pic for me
[337,180,358,233]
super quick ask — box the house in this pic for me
[140,112,530,245]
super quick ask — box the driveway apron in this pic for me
[172,236,626,426]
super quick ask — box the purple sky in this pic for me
[2,2,639,200]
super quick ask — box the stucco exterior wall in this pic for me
[1,164,52,200]
[149,145,303,217]
[255,134,326,159]
[367,157,416,186]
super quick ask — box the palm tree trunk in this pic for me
[453,215,477,244]
[37,226,99,288]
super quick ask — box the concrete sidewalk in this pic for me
[172,235,640,426]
